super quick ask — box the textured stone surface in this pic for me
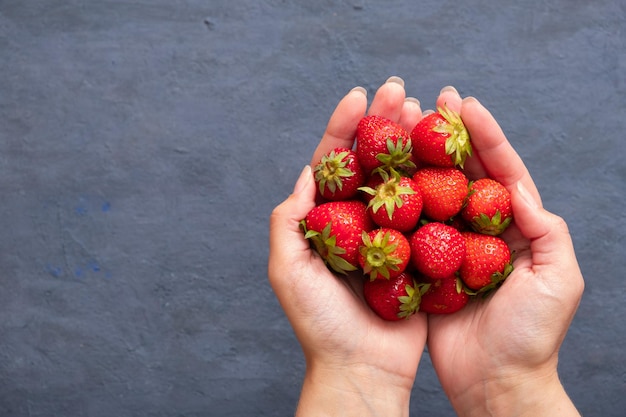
[0,0,624,416]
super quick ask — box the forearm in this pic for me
[295,363,412,417]
[451,369,580,417]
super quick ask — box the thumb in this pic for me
[511,181,583,294]
[268,165,317,270]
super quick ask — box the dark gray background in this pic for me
[1,0,624,416]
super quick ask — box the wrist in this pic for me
[451,366,580,417]
[295,362,413,417]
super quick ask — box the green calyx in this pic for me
[466,261,514,297]
[397,280,429,319]
[375,137,416,174]
[470,210,513,236]
[301,220,357,275]
[434,105,473,168]
[359,170,416,220]
[314,149,355,195]
[360,230,401,280]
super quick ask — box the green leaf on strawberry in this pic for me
[301,221,358,274]
[359,228,410,281]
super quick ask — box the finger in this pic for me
[435,85,463,114]
[460,97,542,205]
[310,87,368,166]
[511,181,584,299]
[398,97,423,132]
[268,165,317,281]
[366,76,407,122]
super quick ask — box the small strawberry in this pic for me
[417,275,469,314]
[302,200,374,275]
[410,106,472,168]
[359,170,423,232]
[313,147,365,201]
[359,228,411,280]
[412,167,469,222]
[459,231,513,292]
[355,115,415,174]
[462,178,513,236]
[409,222,466,280]
[363,271,422,321]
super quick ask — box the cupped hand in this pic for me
[268,78,427,416]
[426,88,584,416]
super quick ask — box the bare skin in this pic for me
[268,78,583,416]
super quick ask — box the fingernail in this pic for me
[386,76,405,87]
[422,109,435,116]
[516,181,539,209]
[440,85,459,95]
[404,97,420,107]
[350,86,367,97]
[293,165,312,194]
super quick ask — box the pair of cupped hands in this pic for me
[268,77,584,416]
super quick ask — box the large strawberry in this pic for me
[417,275,469,314]
[313,147,365,201]
[409,222,466,280]
[459,231,513,292]
[410,106,472,168]
[359,170,423,232]
[462,178,513,236]
[302,200,374,275]
[412,166,469,222]
[355,115,415,174]
[359,228,411,280]
[363,271,422,321]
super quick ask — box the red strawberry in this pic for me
[462,178,513,236]
[363,271,421,321]
[409,222,465,280]
[359,170,423,232]
[459,231,513,292]
[410,106,472,168]
[302,200,374,274]
[359,228,411,280]
[313,147,365,201]
[412,167,469,222]
[356,115,415,174]
[417,275,469,314]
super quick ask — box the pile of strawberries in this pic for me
[301,106,514,320]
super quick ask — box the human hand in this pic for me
[425,87,584,416]
[268,77,427,417]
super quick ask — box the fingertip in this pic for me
[436,85,462,113]
[399,97,423,131]
[386,75,405,87]
[350,86,368,97]
[293,165,313,195]
[367,77,407,121]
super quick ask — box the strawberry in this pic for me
[410,106,472,168]
[363,271,422,321]
[359,170,423,232]
[313,147,365,201]
[359,228,411,280]
[462,178,513,236]
[459,231,513,292]
[412,167,469,222]
[409,222,465,280]
[302,200,374,275]
[355,115,415,174]
[417,275,469,314]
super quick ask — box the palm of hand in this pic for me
[293,255,428,383]
[426,223,566,397]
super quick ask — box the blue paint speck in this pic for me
[101,202,111,212]
[46,264,63,278]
